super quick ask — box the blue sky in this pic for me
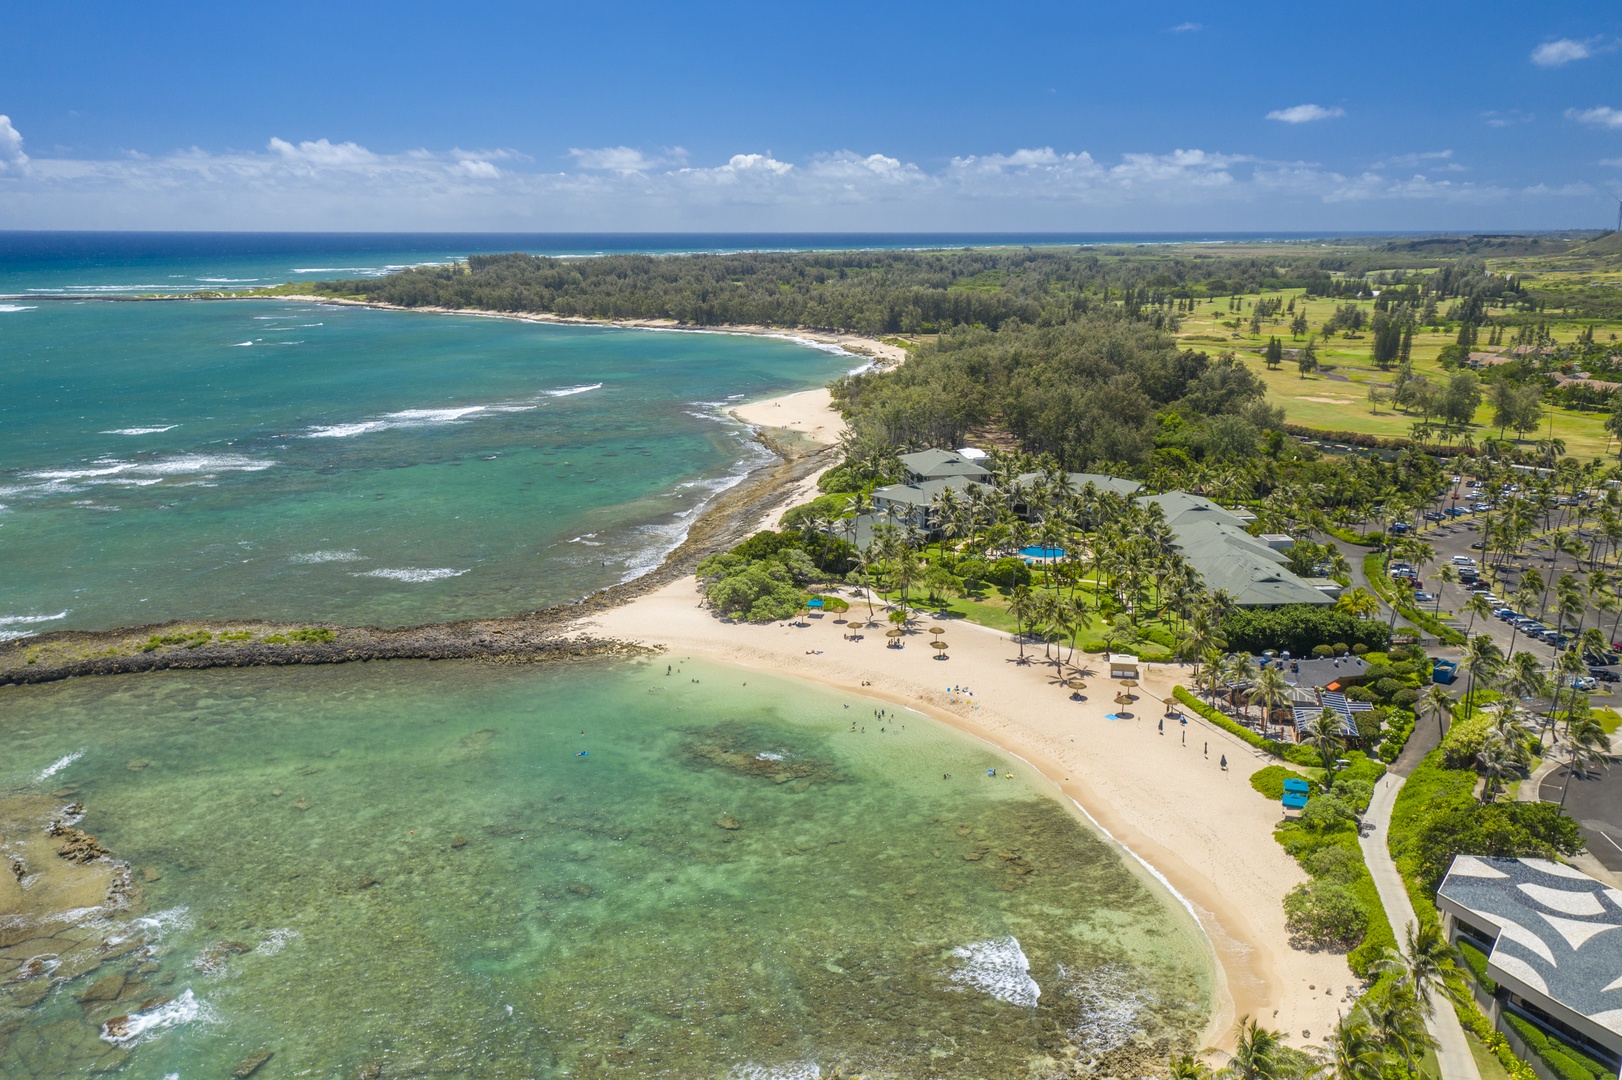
[2,1,1621,231]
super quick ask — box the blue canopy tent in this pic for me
[1282,792,1309,811]
[805,597,825,609]
[1282,778,1310,795]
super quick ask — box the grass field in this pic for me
[1174,285,1622,462]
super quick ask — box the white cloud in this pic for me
[0,134,1601,231]
[0,115,28,171]
[568,145,687,172]
[1170,22,1202,33]
[1532,38,1594,67]
[1266,104,1346,124]
[1372,149,1466,172]
[1483,109,1535,128]
[1602,157,1622,167]
[1569,106,1622,129]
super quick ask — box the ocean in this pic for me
[0,657,1214,1078]
[0,234,1217,1077]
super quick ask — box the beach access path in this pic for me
[1361,772,1482,1080]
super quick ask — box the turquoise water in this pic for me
[0,658,1213,1078]
[0,300,853,633]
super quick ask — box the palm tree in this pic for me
[1476,736,1519,803]
[1434,563,1457,615]
[1362,980,1436,1079]
[1461,634,1504,715]
[1375,921,1467,1019]
[1225,653,1259,719]
[1463,591,1493,636]
[1215,1016,1288,1080]
[1318,1009,1389,1080]
[1560,714,1612,806]
[1008,585,1037,663]
[1169,1051,1212,1080]
[1304,709,1347,777]
[1249,665,1291,731]
[1335,587,1381,620]
[1419,683,1454,739]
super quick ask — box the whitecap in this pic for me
[255,927,299,955]
[36,748,86,782]
[0,610,69,643]
[755,752,785,762]
[195,277,260,283]
[949,936,1040,1007]
[353,567,468,583]
[1058,962,1155,1061]
[545,383,603,397]
[290,550,364,564]
[101,989,214,1047]
[131,907,193,943]
[0,303,38,312]
[100,426,177,435]
[25,454,274,486]
[304,421,388,439]
[731,1064,822,1080]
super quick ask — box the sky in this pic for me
[2,1,1621,233]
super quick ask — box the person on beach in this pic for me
[1220,754,1228,771]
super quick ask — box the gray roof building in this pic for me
[1137,491,1332,607]
[1438,855,1622,1068]
[898,449,992,484]
[1015,471,1143,499]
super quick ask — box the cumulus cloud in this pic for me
[1568,106,1622,129]
[0,134,1600,231]
[1532,38,1596,67]
[568,145,687,172]
[0,114,28,170]
[1266,104,1345,124]
[1372,149,1465,172]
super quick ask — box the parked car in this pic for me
[1591,668,1621,683]
[1470,541,1486,549]
[1495,608,1519,621]
[1451,555,1477,566]
[1391,522,1411,534]
[1414,592,1436,603]
[1584,650,1622,667]
[1569,675,1598,692]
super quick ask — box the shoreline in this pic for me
[0,308,1348,1055]
[17,290,912,371]
[574,587,1355,1054]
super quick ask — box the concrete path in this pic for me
[1362,772,1482,1080]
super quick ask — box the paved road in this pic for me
[1540,760,1622,872]
[1362,772,1483,1080]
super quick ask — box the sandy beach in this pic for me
[577,387,1355,1054]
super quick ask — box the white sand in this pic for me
[575,383,1355,1051]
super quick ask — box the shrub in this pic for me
[1174,687,1320,766]
[1331,777,1374,815]
[1390,688,1420,709]
[1503,1013,1611,1080]
[1221,604,1390,656]
[1284,880,1369,948]
[1333,642,1349,656]
[1300,794,1357,830]
[1303,843,1364,885]
[1458,939,1498,994]
[1374,677,1406,698]
[985,556,1032,589]
[1351,643,1369,656]
[286,627,336,644]
[1249,765,1317,800]
[1344,685,1378,703]
[1440,710,1493,768]
[1312,644,1335,659]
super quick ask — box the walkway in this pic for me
[1362,772,1482,1080]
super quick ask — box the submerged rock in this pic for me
[715,814,741,831]
[75,973,124,1004]
[450,836,468,849]
[233,1050,274,1077]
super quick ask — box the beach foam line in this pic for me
[1,610,70,642]
[195,277,260,283]
[100,426,178,435]
[36,748,86,782]
[949,936,1040,1007]
[353,567,468,583]
[302,400,539,438]
[0,303,38,312]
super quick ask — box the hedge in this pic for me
[1173,686,1320,767]
[1504,1012,1612,1080]
[1250,765,1318,800]
[1458,939,1498,994]
[1220,604,1391,656]
[1458,997,1541,1080]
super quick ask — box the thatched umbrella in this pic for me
[886,628,906,638]
[1067,679,1086,691]
[931,640,949,650]
[1114,693,1133,705]
[929,626,946,636]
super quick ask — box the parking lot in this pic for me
[1384,478,1619,697]
[1541,764,1622,872]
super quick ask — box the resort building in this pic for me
[897,449,992,484]
[1436,855,1622,1076]
[868,474,984,532]
[1136,491,1335,608]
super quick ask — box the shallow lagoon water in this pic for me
[0,300,853,633]
[0,658,1213,1078]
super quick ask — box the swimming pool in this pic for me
[1018,545,1066,560]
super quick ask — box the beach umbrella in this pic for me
[929,627,946,636]
[1114,693,1133,705]
[1121,678,1139,688]
[931,640,949,650]
[886,628,905,638]
[1067,679,1086,691]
